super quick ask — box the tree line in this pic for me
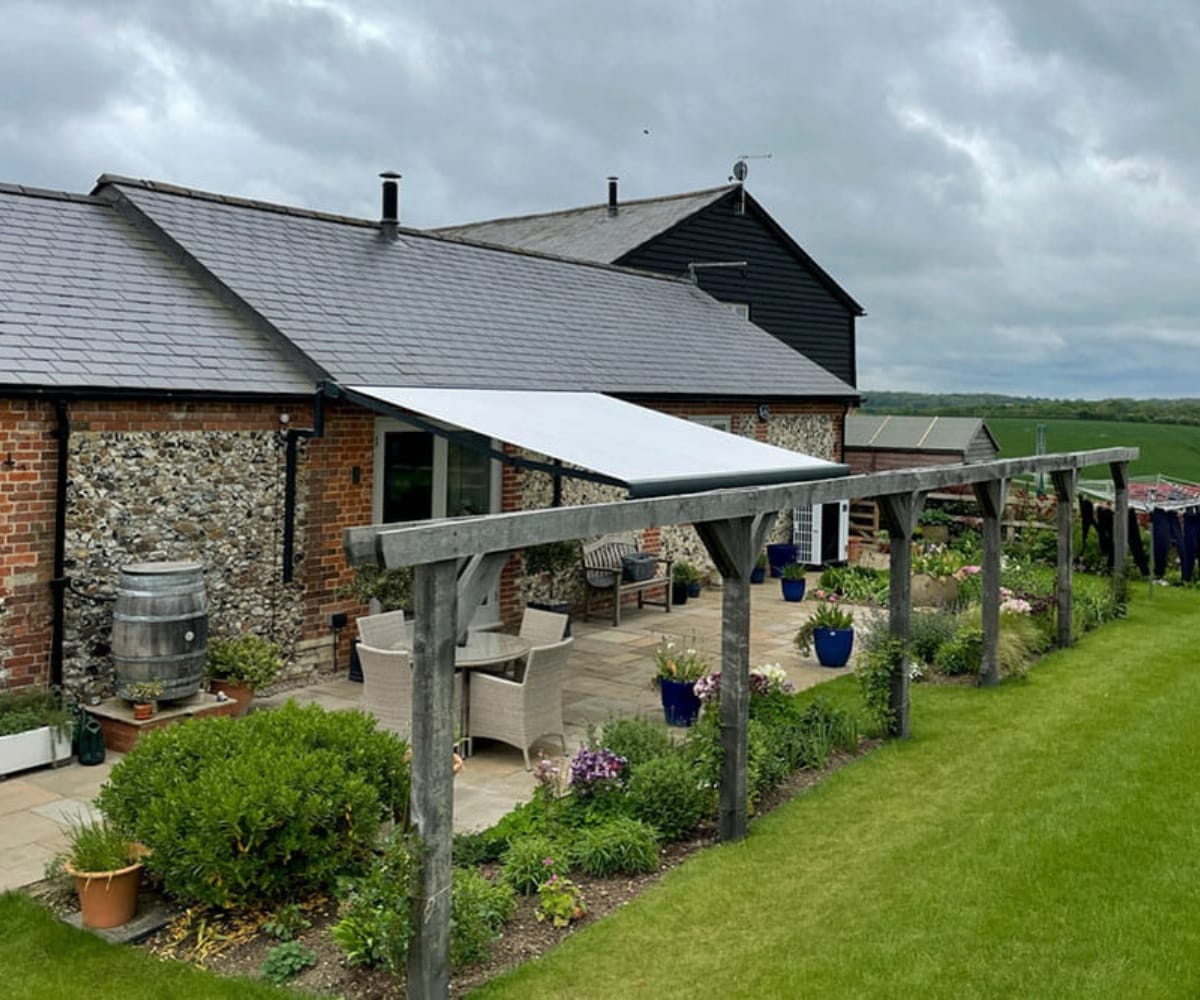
[859,392,1200,426]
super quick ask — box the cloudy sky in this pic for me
[2,0,1198,399]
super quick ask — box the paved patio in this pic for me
[0,576,873,893]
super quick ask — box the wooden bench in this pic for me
[582,533,672,626]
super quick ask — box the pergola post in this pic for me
[1110,461,1130,605]
[1050,470,1077,648]
[406,559,459,1000]
[877,491,924,737]
[972,478,1008,686]
[695,513,774,843]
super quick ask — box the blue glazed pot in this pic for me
[814,627,854,667]
[659,677,701,727]
[766,543,800,577]
[750,566,766,584]
[780,577,807,602]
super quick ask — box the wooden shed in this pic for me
[844,415,999,473]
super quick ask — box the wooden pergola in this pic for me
[343,446,1136,999]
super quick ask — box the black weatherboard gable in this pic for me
[615,187,862,386]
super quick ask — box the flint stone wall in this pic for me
[63,428,308,697]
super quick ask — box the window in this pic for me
[373,418,502,624]
[688,415,733,433]
[724,302,750,320]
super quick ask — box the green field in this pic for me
[987,417,1200,481]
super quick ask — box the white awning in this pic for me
[341,386,847,498]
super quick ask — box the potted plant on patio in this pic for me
[750,552,768,584]
[671,562,700,606]
[652,636,708,726]
[62,817,147,929]
[523,539,581,633]
[0,686,73,776]
[126,680,164,721]
[794,601,856,668]
[779,563,807,602]
[207,633,283,716]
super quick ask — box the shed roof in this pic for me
[102,177,858,399]
[845,414,999,453]
[0,183,318,394]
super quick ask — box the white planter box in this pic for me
[0,725,73,777]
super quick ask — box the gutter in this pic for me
[281,388,326,583]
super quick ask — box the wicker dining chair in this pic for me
[356,609,408,650]
[518,607,570,645]
[467,636,573,769]
[356,643,413,739]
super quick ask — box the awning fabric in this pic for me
[343,386,847,498]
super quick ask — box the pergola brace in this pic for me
[454,551,511,645]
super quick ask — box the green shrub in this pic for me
[0,687,71,737]
[206,634,283,691]
[682,708,723,793]
[856,633,901,737]
[260,941,316,985]
[910,610,959,665]
[501,835,562,895]
[570,817,660,876]
[957,606,1042,678]
[97,702,409,908]
[747,718,791,802]
[594,717,674,768]
[626,754,710,841]
[450,868,516,969]
[935,625,984,676]
[817,565,889,604]
[453,831,502,868]
[796,697,859,768]
[332,830,419,973]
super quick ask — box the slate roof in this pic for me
[0,183,319,394]
[431,186,733,263]
[845,415,999,453]
[101,177,858,399]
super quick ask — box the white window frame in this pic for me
[687,415,733,433]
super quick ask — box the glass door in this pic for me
[374,419,502,626]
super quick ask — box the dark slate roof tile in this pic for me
[112,181,855,399]
[0,186,319,395]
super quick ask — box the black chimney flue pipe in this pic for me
[607,176,618,217]
[380,171,401,240]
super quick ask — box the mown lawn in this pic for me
[473,587,1200,999]
[987,416,1200,482]
[0,892,296,1000]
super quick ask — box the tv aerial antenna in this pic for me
[730,153,771,212]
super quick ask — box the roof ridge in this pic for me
[431,183,737,232]
[0,181,104,205]
[98,173,700,289]
[93,173,382,231]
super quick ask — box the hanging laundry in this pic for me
[1079,497,1095,547]
[1151,508,1185,578]
[1096,505,1114,570]
[1127,509,1150,577]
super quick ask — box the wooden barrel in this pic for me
[112,562,208,701]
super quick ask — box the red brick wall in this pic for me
[0,400,57,687]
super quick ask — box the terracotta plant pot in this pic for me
[132,702,153,721]
[65,860,143,929]
[210,679,253,717]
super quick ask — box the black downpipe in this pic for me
[281,390,325,583]
[50,399,70,688]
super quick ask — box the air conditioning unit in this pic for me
[792,501,849,566]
